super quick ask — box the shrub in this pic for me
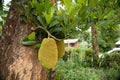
[55,59,103,80]
[101,53,120,69]
[55,48,120,80]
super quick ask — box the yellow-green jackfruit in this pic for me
[38,38,58,69]
[56,40,65,58]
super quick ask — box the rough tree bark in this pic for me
[91,22,99,55]
[0,0,47,80]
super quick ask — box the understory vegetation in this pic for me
[54,48,120,80]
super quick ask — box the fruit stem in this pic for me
[38,26,61,41]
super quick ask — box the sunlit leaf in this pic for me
[103,10,115,19]
[68,3,81,19]
[63,0,72,13]
[27,32,35,40]
[43,6,55,25]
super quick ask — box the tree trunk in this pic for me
[50,0,57,3]
[0,0,47,80]
[91,22,99,55]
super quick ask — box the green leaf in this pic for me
[49,20,59,28]
[3,10,9,14]
[49,26,63,33]
[103,10,114,19]
[79,5,87,16]
[96,20,112,27]
[44,13,52,25]
[63,0,72,13]
[27,32,35,40]
[70,17,79,29]
[97,6,103,20]
[36,29,48,42]
[43,7,55,25]
[1,14,7,18]
[30,1,45,15]
[0,21,3,26]
[37,16,46,27]
[35,43,41,50]
[89,0,98,8]
[86,22,93,29]
[68,3,81,19]
[63,14,68,26]
[22,40,37,46]
[90,12,97,19]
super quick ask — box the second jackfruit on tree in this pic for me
[56,40,65,58]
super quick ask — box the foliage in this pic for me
[21,0,64,46]
[104,68,120,80]
[101,53,120,69]
[96,0,120,52]
[77,0,120,53]
[19,0,120,55]
[21,0,82,49]
[0,1,10,36]
[98,25,120,52]
[84,50,120,69]
[55,48,120,80]
[55,59,101,80]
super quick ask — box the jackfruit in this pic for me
[38,38,58,69]
[56,40,65,58]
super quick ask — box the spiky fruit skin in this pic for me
[56,40,65,58]
[38,38,58,69]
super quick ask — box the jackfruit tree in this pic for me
[0,0,120,80]
[0,0,69,79]
[21,0,80,69]
[0,0,47,79]
[21,0,80,79]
